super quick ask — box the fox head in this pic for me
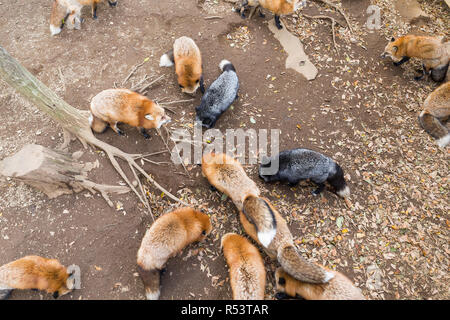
[142,101,171,130]
[274,267,298,299]
[52,270,76,299]
[259,157,280,182]
[381,37,402,62]
[176,60,204,95]
[195,210,213,242]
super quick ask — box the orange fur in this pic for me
[221,233,266,300]
[275,267,365,300]
[382,35,449,70]
[137,207,212,299]
[239,197,333,284]
[418,82,450,146]
[0,256,74,299]
[201,152,260,211]
[258,0,299,15]
[50,0,117,35]
[89,88,170,135]
[173,36,203,94]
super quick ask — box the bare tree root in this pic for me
[302,14,344,51]
[0,46,188,219]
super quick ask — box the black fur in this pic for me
[431,63,449,82]
[195,61,239,128]
[393,56,410,66]
[259,148,349,197]
[108,0,118,7]
[274,15,282,29]
[199,75,205,94]
[92,3,98,19]
[140,128,151,139]
[0,289,13,300]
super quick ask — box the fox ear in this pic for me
[391,37,395,42]
[393,46,398,52]
[144,114,154,121]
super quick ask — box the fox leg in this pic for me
[275,292,289,300]
[393,56,410,66]
[112,122,124,136]
[108,0,118,7]
[274,15,282,29]
[200,76,205,94]
[240,0,249,18]
[258,7,265,18]
[288,178,299,187]
[431,63,449,82]
[139,128,151,139]
[414,64,427,81]
[92,2,98,19]
[311,182,325,196]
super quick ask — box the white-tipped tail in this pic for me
[159,54,174,67]
[50,24,62,36]
[337,185,350,198]
[88,113,94,126]
[257,228,277,248]
[436,134,450,147]
[323,271,335,283]
[145,289,160,300]
[219,59,232,71]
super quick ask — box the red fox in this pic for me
[89,88,171,139]
[240,197,334,284]
[136,207,212,300]
[0,256,75,299]
[221,233,266,300]
[239,0,305,29]
[159,36,205,94]
[201,152,260,212]
[418,82,450,147]
[275,267,365,300]
[50,0,118,36]
[381,35,450,82]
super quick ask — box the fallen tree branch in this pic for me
[122,60,147,86]
[0,144,130,207]
[133,74,165,95]
[160,99,195,106]
[312,0,353,34]
[302,14,343,50]
[0,46,188,218]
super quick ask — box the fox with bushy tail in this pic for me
[418,82,450,147]
[275,267,365,300]
[259,148,350,199]
[195,60,239,128]
[240,197,334,284]
[136,207,212,300]
[0,256,75,299]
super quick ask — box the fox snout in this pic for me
[157,115,171,129]
[381,52,388,59]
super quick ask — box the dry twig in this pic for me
[312,0,353,34]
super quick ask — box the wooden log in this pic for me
[0,144,129,206]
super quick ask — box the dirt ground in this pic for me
[0,0,448,300]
